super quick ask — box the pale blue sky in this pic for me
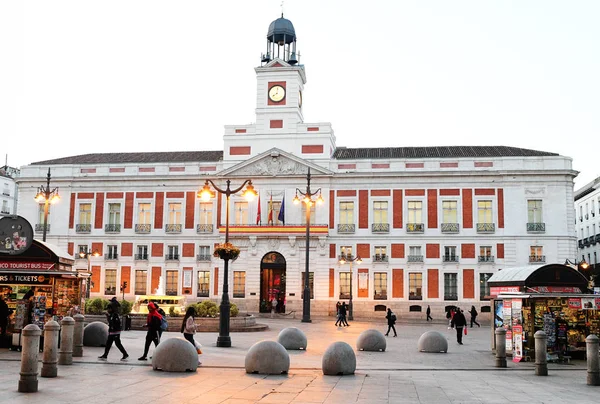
[1,1,598,189]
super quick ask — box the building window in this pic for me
[374,246,387,262]
[105,269,117,295]
[107,245,118,260]
[479,246,493,262]
[78,245,88,255]
[233,271,245,298]
[408,246,423,262]
[198,245,211,261]
[168,202,182,225]
[79,203,92,225]
[409,272,422,300]
[340,245,354,259]
[37,203,46,223]
[407,201,423,224]
[374,272,387,300]
[339,272,351,299]
[300,203,315,225]
[527,200,542,223]
[442,200,458,223]
[444,273,458,300]
[138,203,152,224]
[301,272,314,299]
[234,201,248,225]
[167,245,179,260]
[480,273,493,300]
[198,202,213,224]
[477,200,493,224]
[197,271,210,297]
[136,245,148,260]
[166,270,178,295]
[529,246,545,263]
[339,201,354,224]
[444,246,458,262]
[108,203,121,225]
[373,201,388,224]
[135,270,147,295]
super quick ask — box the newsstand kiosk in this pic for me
[488,263,599,362]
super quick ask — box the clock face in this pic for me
[268,85,286,103]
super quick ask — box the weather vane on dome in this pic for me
[281,0,284,17]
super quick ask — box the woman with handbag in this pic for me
[181,306,202,365]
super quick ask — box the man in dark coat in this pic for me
[451,307,467,344]
[385,308,397,337]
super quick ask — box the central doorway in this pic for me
[260,252,286,313]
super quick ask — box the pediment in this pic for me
[264,58,290,68]
[218,149,332,177]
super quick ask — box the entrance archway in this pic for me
[260,252,286,313]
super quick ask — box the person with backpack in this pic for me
[138,302,162,361]
[450,307,467,345]
[98,305,129,361]
[154,302,167,342]
[468,305,480,328]
[385,308,397,337]
[181,306,202,366]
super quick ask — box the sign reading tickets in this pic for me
[0,273,52,284]
[0,216,34,255]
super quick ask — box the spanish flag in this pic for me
[256,193,261,225]
[267,195,273,224]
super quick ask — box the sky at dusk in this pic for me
[1,1,599,189]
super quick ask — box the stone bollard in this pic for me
[72,314,85,357]
[495,328,507,368]
[534,330,548,376]
[586,334,600,386]
[18,324,41,393]
[41,320,60,378]
[58,316,75,365]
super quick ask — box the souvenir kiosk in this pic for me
[0,239,79,349]
[487,263,599,362]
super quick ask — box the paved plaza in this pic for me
[0,317,598,403]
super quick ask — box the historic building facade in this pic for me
[15,16,578,318]
[575,176,600,274]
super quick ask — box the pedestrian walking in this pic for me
[447,307,455,328]
[468,305,480,327]
[426,305,433,322]
[154,302,167,342]
[334,302,342,326]
[108,297,120,314]
[339,303,349,326]
[450,307,467,345]
[385,308,397,337]
[138,302,161,360]
[181,306,202,366]
[98,305,129,361]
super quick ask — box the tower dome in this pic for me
[267,15,296,44]
[261,14,299,65]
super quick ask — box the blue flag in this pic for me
[278,196,285,224]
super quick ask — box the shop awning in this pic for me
[488,263,588,290]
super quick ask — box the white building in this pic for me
[0,165,19,217]
[575,176,600,271]
[14,16,578,319]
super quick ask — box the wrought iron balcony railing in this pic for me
[592,237,598,245]
[197,289,209,298]
[337,224,355,233]
[478,255,495,263]
[0,210,9,214]
[105,253,118,260]
[441,223,459,233]
[76,224,91,233]
[374,291,387,300]
[529,255,546,263]
[338,254,357,262]
[373,254,388,262]
[407,223,424,233]
[443,255,459,262]
[526,222,545,233]
[165,224,182,233]
[408,255,424,262]
[584,238,591,247]
[135,224,151,233]
[196,254,212,261]
[196,224,213,233]
[165,254,179,261]
[35,224,50,233]
[596,234,600,243]
[134,254,148,260]
[105,224,121,233]
[476,223,495,233]
[579,240,584,248]
[372,223,390,233]
[444,295,458,301]
[104,287,116,296]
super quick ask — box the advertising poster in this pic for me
[512,325,523,362]
[568,298,582,309]
[581,297,597,309]
[183,271,192,288]
[512,299,522,326]
[503,299,512,350]
[506,330,513,351]
[494,300,504,328]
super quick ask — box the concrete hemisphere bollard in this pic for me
[417,331,448,353]
[245,340,290,375]
[534,330,548,376]
[357,329,387,352]
[58,316,75,366]
[83,321,109,347]
[72,314,85,357]
[41,320,60,378]
[277,327,308,350]
[152,338,198,372]
[586,334,600,386]
[322,341,356,376]
[18,324,42,393]
[495,328,507,368]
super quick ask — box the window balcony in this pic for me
[372,223,389,233]
[134,254,148,261]
[339,292,350,300]
[76,224,91,233]
[476,223,495,233]
[444,294,458,301]
[443,255,459,262]
[373,254,388,263]
[441,223,459,233]
[584,238,591,247]
[408,255,423,262]
[196,224,213,233]
[526,223,545,233]
[135,224,151,233]
[596,234,600,243]
[478,255,495,263]
[105,224,121,233]
[2,190,10,196]
[197,254,212,262]
[408,293,422,300]
[165,290,178,296]
[104,287,116,296]
[197,289,209,298]
[579,240,585,248]
[529,255,546,263]
[337,224,355,233]
[338,254,357,262]
[165,254,179,261]
[0,210,9,214]
[35,224,50,233]
[374,291,387,300]
[592,237,598,246]
[105,253,118,260]
[165,224,182,233]
[407,223,424,233]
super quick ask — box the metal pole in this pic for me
[302,170,312,323]
[42,168,51,242]
[348,261,354,321]
[217,182,232,347]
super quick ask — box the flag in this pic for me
[267,195,273,224]
[256,193,261,225]
[278,195,285,225]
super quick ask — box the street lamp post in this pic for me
[34,168,60,242]
[339,249,362,321]
[293,168,324,323]
[199,179,257,348]
[79,249,100,300]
